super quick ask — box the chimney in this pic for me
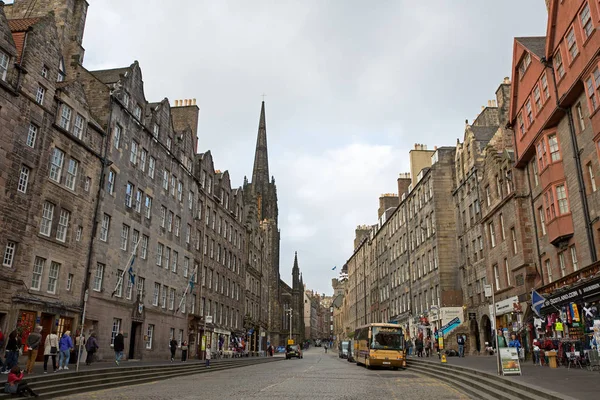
[503,77,510,84]
[397,173,412,198]
[487,100,492,107]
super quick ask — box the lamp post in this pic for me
[485,284,501,375]
[286,308,293,343]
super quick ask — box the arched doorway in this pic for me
[480,314,492,348]
[469,318,481,353]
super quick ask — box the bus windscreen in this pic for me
[371,327,404,350]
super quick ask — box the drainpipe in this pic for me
[542,57,597,263]
[81,96,113,304]
[525,163,545,287]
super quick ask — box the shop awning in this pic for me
[540,275,600,314]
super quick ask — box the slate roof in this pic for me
[516,36,546,59]
[471,125,498,143]
[90,67,130,84]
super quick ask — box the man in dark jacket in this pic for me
[114,330,125,366]
[25,326,42,374]
[85,333,99,366]
[169,338,178,362]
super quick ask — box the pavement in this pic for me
[408,353,600,400]
[2,353,278,377]
[56,348,471,400]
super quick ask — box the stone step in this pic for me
[407,359,571,400]
[1,358,281,399]
[408,362,549,400]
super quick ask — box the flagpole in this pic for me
[176,265,198,313]
[112,239,140,297]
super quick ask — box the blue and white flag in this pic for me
[531,289,546,317]
[128,255,136,286]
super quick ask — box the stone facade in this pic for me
[0,0,301,362]
[0,5,104,356]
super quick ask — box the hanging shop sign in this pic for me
[491,296,520,316]
[500,347,522,376]
[541,277,600,314]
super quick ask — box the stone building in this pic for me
[0,0,302,361]
[0,2,105,357]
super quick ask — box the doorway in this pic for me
[469,318,481,353]
[129,322,142,360]
[37,314,54,361]
[480,315,492,348]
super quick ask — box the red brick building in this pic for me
[509,0,600,340]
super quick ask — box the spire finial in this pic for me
[251,101,269,188]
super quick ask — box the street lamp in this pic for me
[286,308,293,343]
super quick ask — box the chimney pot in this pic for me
[504,77,510,84]
[174,100,179,107]
[487,100,492,107]
[185,99,189,106]
[193,98,197,106]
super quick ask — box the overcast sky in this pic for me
[75,0,548,295]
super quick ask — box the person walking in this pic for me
[2,331,20,374]
[509,333,522,359]
[497,329,507,348]
[532,337,541,366]
[205,347,211,368]
[43,329,59,373]
[415,337,424,358]
[181,341,188,362]
[85,333,99,366]
[324,344,328,353]
[169,337,178,362]
[58,331,73,370]
[74,330,85,362]
[425,336,431,357]
[457,334,465,357]
[406,337,413,356]
[114,330,124,366]
[4,366,39,397]
[25,326,42,374]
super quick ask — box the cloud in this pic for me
[78,0,548,294]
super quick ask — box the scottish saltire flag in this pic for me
[531,289,546,317]
[189,271,195,291]
[128,255,136,285]
[332,266,336,271]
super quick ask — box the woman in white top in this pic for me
[43,329,59,373]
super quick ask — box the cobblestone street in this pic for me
[57,350,469,400]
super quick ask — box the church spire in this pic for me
[251,101,269,188]
[292,251,300,287]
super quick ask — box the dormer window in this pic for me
[134,104,142,119]
[0,51,9,81]
[57,58,65,82]
[41,65,48,79]
[518,52,531,79]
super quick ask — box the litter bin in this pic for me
[547,350,557,368]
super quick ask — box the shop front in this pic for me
[536,275,600,363]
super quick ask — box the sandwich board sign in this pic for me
[500,347,522,375]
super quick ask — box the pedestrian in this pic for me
[43,329,59,373]
[532,337,541,366]
[74,330,85,362]
[169,337,178,362]
[425,336,431,357]
[25,326,42,374]
[2,330,20,374]
[205,347,211,368]
[497,329,507,348]
[58,330,73,370]
[509,334,521,355]
[181,341,188,362]
[415,337,424,357]
[85,332,99,366]
[4,366,39,397]
[0,327,5,372]
[324,344,328,353]
[406,337,413,356]
[114,330,124,366]
[457,334,465,357]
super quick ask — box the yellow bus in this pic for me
[354,323,406,369]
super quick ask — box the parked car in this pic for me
[347,339,355,362]
[286,344,303,359]
[339,341,349,358]
[276,346,286,353]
